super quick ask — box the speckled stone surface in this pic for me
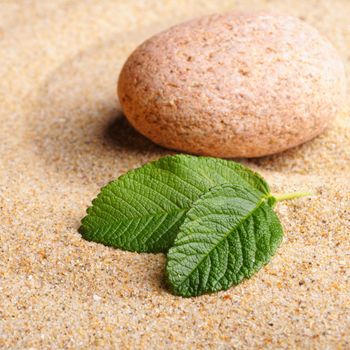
[118,12,346,158]
[0,1,349,349]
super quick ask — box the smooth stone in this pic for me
[118,12,346,158]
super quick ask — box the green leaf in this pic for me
[166,184,283,297]
[80,155,269,253]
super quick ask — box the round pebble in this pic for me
[118,12,346,158]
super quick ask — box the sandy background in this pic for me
[0,0,349,349]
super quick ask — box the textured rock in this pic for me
[118,12,346,157]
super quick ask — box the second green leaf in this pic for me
[166,184,284,297]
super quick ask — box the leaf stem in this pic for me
[273,191,312,202]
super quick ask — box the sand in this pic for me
[0,1,349,349]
